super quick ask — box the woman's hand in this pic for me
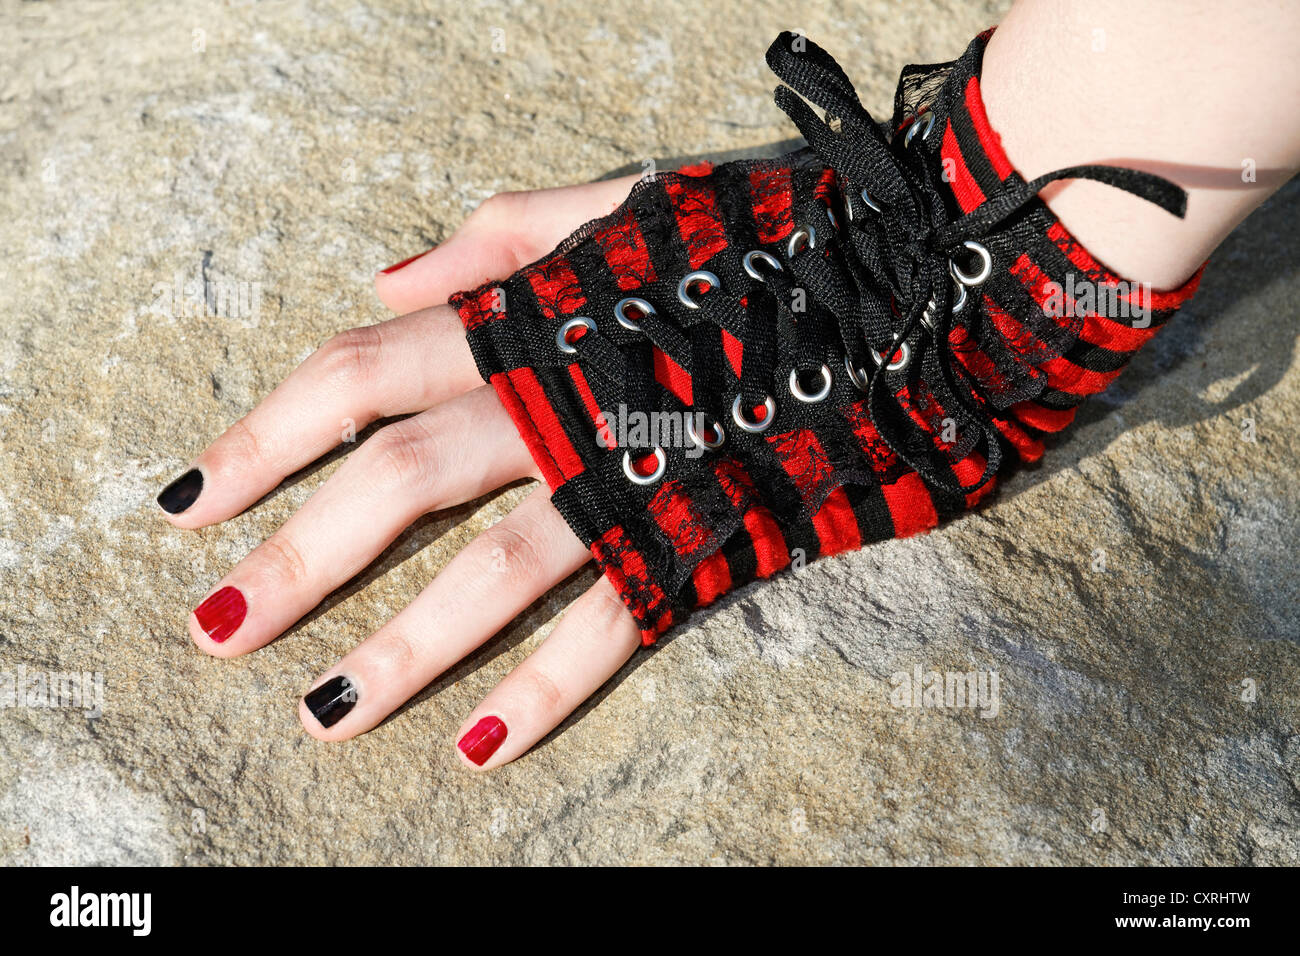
[162,174,644,769]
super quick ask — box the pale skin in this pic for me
[165,1,1299,769]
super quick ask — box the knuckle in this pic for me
[365,420,435,491]
[478,521,542,587]
[316,325,383,389]
[521,665,565,717]
[260,533,310,590]
[225,416,266,467]
[470,190,521,226]
[376,627,418,676]
[582,583,635,639]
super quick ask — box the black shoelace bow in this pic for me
[763,32,1188,494]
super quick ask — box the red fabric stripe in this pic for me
[722,329,743,377]
[813,167,838,205]
[766,428,861,556]
[841,399,906,480]
[1011,401,1077,432]
[1036,356,1123,395]
[691,552,733,606]
[749,166,795,244]
[455,284,504,331]
[663,173,727,269]
[963,75,1014,181]
[677,161,714,177]
[992,415,1044,462]
[595,208,657,291]
[896,383,997,506]
[714,458,789,578]
[880,472,938,538]
[1009,253,1128,395]
[951,452,996,509]
[940,121,986,215]
[568,364,602,424]
[496,368,584,485]
[653,347,693,406]
[648,479,714,561]
[810,487,862,556]
[524,256,586,320]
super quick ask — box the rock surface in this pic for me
[1,0,1297,865]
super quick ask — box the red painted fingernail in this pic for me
[458,716,507,766]
[379,250,428,275]
[194,586,247,643]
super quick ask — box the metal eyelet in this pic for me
[677,270,721,309]
[825,206,839,231]
[622,448,666,485]
[789,365,833,403]
[614,297,655,332]
[731,393,777,434]
[953,282,968,313]
[844,354,871,392]
[685,413,726,451]
[860,189,882,214]
[903,110,934,148]
[871,339,911,372]
[786,225,817,260]
[742,250,783,282]
[949,240,993,287]
[556,316,596,354]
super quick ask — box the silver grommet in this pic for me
[844,354,871,392]
[685,413,726,450]
[860,189,882,214]
[677,270,720,309]
[742,250,782,282]
[731,393,777,434]
[622,447,666,485]
[825,206,839,230]
[871,339,911,372]
[614,297,655,332]
[788,364,832,403]
[950,240,993,287]
[556,315,596,354]
[903,110,934,148]
[786,225,817,260]
[952,282,968,313]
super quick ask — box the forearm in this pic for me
[982,0,1300,288]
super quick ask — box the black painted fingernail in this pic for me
[304,675,358,728]
[157,468,203,514]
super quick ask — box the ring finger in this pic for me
[298,485,592,738]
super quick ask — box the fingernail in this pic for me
[458,716,507,766]
[194,586,247,643]
[379,250,427,275]
[304,675,358,728]
[157,468,203,514]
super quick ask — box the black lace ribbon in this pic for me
[764,32,1188,494]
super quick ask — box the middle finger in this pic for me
[189,385,537,656]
